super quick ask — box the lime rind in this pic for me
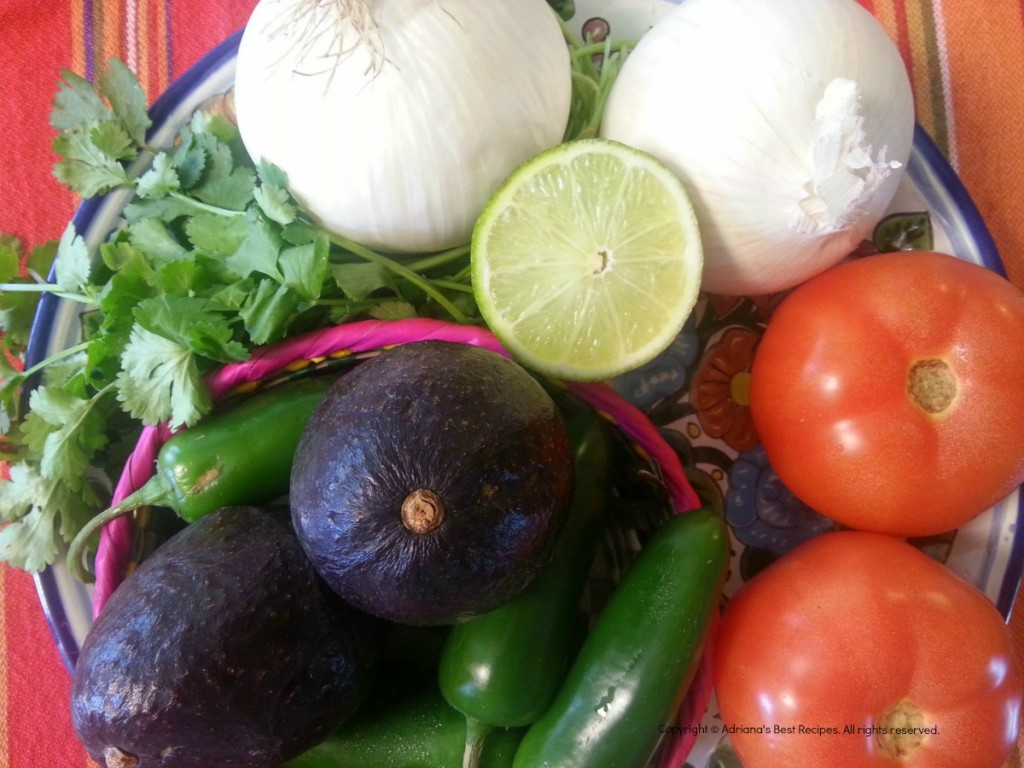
[472,138,703,381]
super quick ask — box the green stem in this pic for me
[462,717,494,768]
[0,283,94,304]
[66,469,175,584]
[558,15,584,50]
[571,40,635,63]
[449,264,472,283]
[167,190,246,218]
[327,235,470,324]
[405,243,471,272]
[15,341,91,382]
[429,279,474,294]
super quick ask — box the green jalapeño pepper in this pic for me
[67,375,334,582]
[438,411,614,768]
[285,686,523,768]
[512,508,729,768]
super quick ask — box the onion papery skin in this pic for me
[234,0,572,253]
[601,0,915,296]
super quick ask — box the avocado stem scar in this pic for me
[401,488,445,534]
[103,746,140,768]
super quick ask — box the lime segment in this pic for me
[471,138,703,381]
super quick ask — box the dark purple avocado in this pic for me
[289,340,575,626]
[70,506,380,768]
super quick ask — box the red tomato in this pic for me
[749,250,1024,536]
[713,531,1022,768]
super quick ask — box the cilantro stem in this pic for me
[327,235,471,324]
[571,40,635,63]
[167,191,246,218]
[406,243,471,272]
[15,341,90,382]
[0,283,95,304]
[447,263,472,284]
[430,279,474,294]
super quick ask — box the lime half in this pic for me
[471,138,703,381]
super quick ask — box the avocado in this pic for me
[70,506,380,768]
[290,340,574,626]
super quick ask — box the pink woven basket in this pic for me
[92,317,714,767]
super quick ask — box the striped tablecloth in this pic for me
[1,1,1022,766]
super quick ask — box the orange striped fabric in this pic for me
[0,1,1023,766]
[866,0,1024,291]
[0,5,254,765]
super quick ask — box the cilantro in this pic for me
[117,325,211,428]
[254,183,298,226]
[136,153,180,199]
[239,279,303,344]
[279,237,329,301]
[0,464,69,572]
[98,59,151,144]
[0,238,58,348]
[55,223,94,293]
[22,384,110,494]
[0,235,21,281]
[0,58,481,573]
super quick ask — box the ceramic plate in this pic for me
[28,3,1021,766]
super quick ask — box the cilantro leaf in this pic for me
[257,161,290,188]
[127,217,189,264]
[0,462,92,572]
[52,123,133,197]
[281,220,322,246]
[206,278,257,313]
[0,502,61,571]
[0,290,43,349]
[54,223,93,292]
[227,215,283,281]
[99,240,157,283]
[190,126,256,211]
[91,120,137,162]
[49,62,149,200]
[239,279,302,345]
[170,121,209,189]
[367,299,418,321]
[25,239,58,282]
[254,183,298,226]
[279,235,329,301]
[85,270,153,388]
[98,58,152,145]
[22,385,109,491]
[185,213,249,258]
[331,261,400,301]
[0,237,59,349]
[136,153,181,199]
[153,259,199,297]
[133,296,248,363]
[50,69,113,132]
[0,234,21,281]
[122,195,197,224]
[117,324,211,429]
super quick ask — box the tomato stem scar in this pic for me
[876,700,927,758]
[908,358,956,414]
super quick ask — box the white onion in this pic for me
[601,0,915,296]
[234,0,571,253]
